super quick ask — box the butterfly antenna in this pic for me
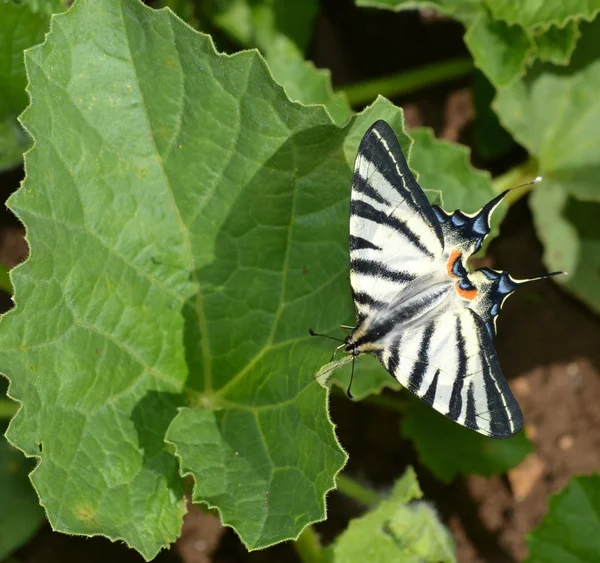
[308,328,344,343]
[346,357,355,400]
[514,175,542,190]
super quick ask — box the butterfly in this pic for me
[316,120,560,439]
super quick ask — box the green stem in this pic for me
[294,525,323,563]
[492,156,540,203]
[341,57,474,107]
[0,398,18,419]
[336,473,382,507]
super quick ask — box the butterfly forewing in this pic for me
[349,121,444,319]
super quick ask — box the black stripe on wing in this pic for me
[405,323,435,394]
[447,317,467,421]
[351,258,415,284]
[466,309,523,438]
[355,120,444,247]
[349,235,381,252]
[351,199,435,258]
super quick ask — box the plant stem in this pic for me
[341,57,474,107]
[0,398,18,419]
[492,156,540,204]
[336,473,382,507]
[294,525,323,563]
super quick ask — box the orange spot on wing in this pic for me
[447,249,461,278]
[456,285,478,300]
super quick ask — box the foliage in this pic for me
[526,474,600,563]
[402,396,533,482]
[325,468,456,563]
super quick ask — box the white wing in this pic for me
[379,306,523,438]
[349,120,445,320]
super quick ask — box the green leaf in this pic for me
[401,397,534,482]
[526,474,600,563]
[203,0,319,53]
[494,17,600,312]
[484,0,600,30]
[328,467,456,563]
[265,37,352,126]
[465,12,534,87]
[0,433,45,559]
[0,1,48,170]
[534,20,580,65]
[530,185,600,313]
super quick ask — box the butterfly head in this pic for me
[343,335,361,356]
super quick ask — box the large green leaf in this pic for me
[494,17,600,312]
[526,474,600,563]
[326,467,456,563]
[0,432,45,559]
[0,1,48,170]
[401,396,533,482]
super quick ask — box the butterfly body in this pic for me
[345,120,560,439]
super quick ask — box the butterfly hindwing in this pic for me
[380,307,523,438]
[350,121,444,319]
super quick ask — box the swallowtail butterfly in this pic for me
[320,120,561,439]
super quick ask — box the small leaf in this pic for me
[329,467,456,563]
[526,474,600,563]
[530,184,600,313]
[464,13,534,87]
[401,396,533,482]
[484,0,600,31]
[0,433,45,559]
[534,20,581,65]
